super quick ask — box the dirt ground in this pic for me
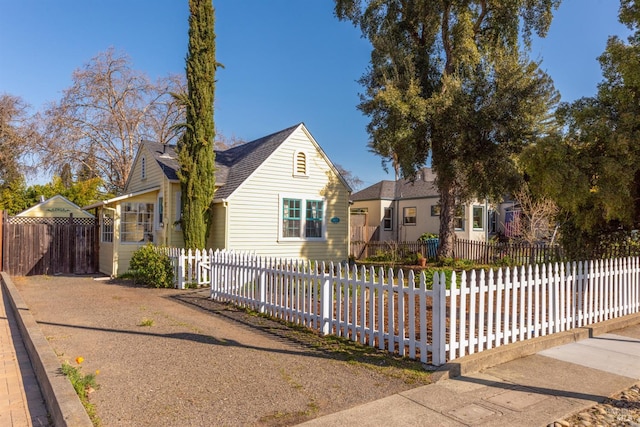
[12,275,431,427]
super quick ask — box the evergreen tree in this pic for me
[177,0,217,249]
[335,0,560,258]
[521,0,640,257]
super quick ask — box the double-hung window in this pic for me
[403,207,417,225]
[281,196,325,240]
[473,206,484,230]
[454,205,465,231]
[305,200,323,238]
[282,198,301,238]
[383,207,393,230]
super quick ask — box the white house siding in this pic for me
[222,128,349,262]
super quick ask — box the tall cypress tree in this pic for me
[178,0,217,249]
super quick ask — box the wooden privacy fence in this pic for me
[168,248,640,365]
[453,239,564,265]
[352,239,439,261]
[351,239,564,265]
[1,213,99,276]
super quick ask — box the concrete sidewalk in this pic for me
[300,320,640,426]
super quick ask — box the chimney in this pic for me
[39,195,45,203]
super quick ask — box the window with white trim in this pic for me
[403,207,417,225]
[121,202,154,242]
[473,206,484,230]
[454,205,465,231]
[293,150,308,177]
[383,207,393,230]
[281,196,325,240]
[305,200,323,238]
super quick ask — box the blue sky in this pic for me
[0,0,631,188]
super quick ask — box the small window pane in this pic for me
[383,207,393,230]
[454,205,465,230]
[403,207,417,225]
[283,198,301,238]
[473,206,484,230]
[305,200,323,238]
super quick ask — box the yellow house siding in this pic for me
[17,196,94,218]
[126,146,166,194]
[222,128,349,262]
[207,202,227,250]
[98,240,114,276]
[166,183,184,247]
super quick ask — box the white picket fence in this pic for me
[166,248,640,366]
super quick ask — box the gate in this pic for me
[1,212,99,275]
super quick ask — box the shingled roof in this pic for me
[350,168,439,201]
[142,123,301,200]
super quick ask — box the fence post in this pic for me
[259,256,266,314]
[320,262,331,335]
[178,248,185,290]
[431,271,447,366]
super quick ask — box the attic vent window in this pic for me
[294,150,308,177]
[141,156,147,180]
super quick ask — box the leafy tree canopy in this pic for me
[521,0,640,253]
[335,0,560,257]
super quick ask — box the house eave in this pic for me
[83,186,161,210]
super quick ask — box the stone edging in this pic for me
[0,272,93,427]
[431,310,640,382]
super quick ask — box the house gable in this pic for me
[125,143,173,194]
[17,195,94,219]
[215,124,351,260]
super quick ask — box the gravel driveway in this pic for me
[13,275,430,427]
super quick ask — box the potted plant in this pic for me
[416,253,427,267]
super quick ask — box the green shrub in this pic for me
[418,232,438,241]
[128,244,174,288]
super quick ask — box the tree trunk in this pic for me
[437,177,456,260]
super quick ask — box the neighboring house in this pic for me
[350,168,497,242]
[16,195,95,222]
[84,123,352,277]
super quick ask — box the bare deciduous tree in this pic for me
[32,48,185,193]
[335,164,363,191]
[0,93,35,186]
[512,183,559,244]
